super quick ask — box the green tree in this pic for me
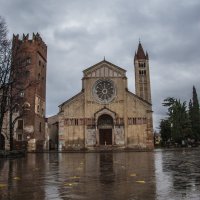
[159,119,171,144]
[189,86,200,140]
[0,16,30,150]
[163,97,191,144]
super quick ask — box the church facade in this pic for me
[58,43,154,151]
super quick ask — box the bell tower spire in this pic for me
[134,42,151,103]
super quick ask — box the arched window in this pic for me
[39,122,42,132]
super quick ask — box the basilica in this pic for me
[57,42,154,151]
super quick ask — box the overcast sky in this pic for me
[1,0,200,130]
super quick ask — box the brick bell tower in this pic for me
[12,33,47,151]
[134,42,154,149]
[134,41,151,103]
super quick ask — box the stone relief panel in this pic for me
[86,128,96,146]
[115,126,125,145]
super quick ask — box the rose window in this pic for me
[93,79,116,103]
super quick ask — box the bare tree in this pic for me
[0,16,32,150]
[0,16,11,148]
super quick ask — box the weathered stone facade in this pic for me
[58,43,154,151]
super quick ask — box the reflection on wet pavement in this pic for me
[0,149,200,200]
[155,149,200,200]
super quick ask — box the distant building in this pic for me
[46,115,58,150]
[56,42,154,151]
[154,131,161,146]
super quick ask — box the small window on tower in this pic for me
[18,134,22,141]
[19,91,25,97]
[39,60,41,66]
[39,122,42,132]
[139,63,146,68]
[18,120,23,129]
[26,57,31,65]
[38,73,41,80]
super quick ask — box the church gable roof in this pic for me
[59,91,84,108]
[83,60,126,78]
[126,90,152,106]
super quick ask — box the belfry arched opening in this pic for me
[98,114,114,145]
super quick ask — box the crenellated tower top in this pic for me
[12,33,47,60]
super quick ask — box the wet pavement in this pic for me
[0,149,200,200]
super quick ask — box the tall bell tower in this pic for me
[12,33,47,151]
[134,42,151,103]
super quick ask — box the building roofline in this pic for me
[58,91,84,107]
[126,90,152,106]
[83,59,126,73]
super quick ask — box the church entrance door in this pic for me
[99,129,112,145]
[97,114,114,146]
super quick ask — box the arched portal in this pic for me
[97,114,113,145]
[0,134,5,150]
